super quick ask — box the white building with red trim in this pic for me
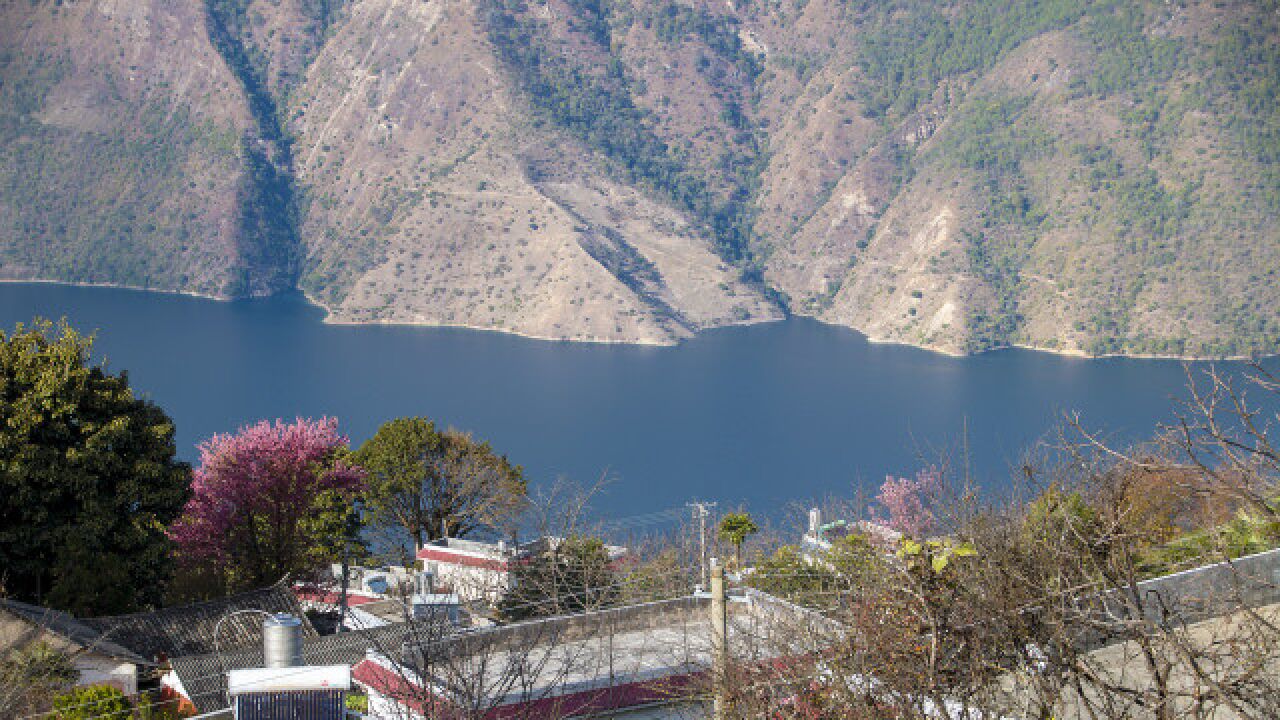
[416,537,629,605]
[415,537,525,604]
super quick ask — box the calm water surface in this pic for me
[2,283,1269,522]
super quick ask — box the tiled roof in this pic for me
[0,598,151,665]
[82,578,317,661]
[169,621,440,714]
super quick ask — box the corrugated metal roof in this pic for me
[0,598,151,665]
[170,620,441,714]
[83,578,317,661]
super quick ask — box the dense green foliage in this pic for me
[1137,508,1280,578]
[52,685,132,720]
[851,0,1088,119]
[1022,484,1104,557]
[747,534,880,611]
[0,320,191,614]
[345,692,370,714]
[717,511,758,566]
[353,417,527,554]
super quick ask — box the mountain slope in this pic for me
[0,0,282,296]
[289,0,777,342]
[0,0,1276,356]
[750,0,1280,357]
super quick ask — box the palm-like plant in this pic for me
[718,512,759,568]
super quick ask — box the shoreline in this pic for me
[854,330,1262,362]
[0,277,233,303]
[301,288,680,347]
[2,278,1268,362]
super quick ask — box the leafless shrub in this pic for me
[727,365,1280,719]
[0,638,77,716]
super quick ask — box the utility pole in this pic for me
[710,559,728,720]
[338,548,349,633]
[687,501,717,589]
[338,498,361,634]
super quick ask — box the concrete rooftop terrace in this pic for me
[355,591,837,716]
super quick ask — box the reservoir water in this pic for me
[2,283,1271,524]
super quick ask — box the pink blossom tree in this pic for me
[170,417,365,589]
[876,468,942,538]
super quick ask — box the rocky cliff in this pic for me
[2,0,1276,355]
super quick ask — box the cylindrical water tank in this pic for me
[263,613,303,668]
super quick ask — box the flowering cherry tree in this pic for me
[170,417,365,588]
[876,468,942,538]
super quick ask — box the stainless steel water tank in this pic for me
[262,613,303,668]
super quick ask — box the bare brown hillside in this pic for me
[1,0,1276,356]
[0,0,275,296]
[289,0,777,343]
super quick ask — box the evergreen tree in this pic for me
[0,320,191,614]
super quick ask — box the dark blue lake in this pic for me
[2,283,1269,526]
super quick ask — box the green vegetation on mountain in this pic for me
[481,0,764,266]
[203,0,348,295]
[812,0,1280,357]
[851,0,1089,120]
[1,0,1277,357]
[0,0,294,297]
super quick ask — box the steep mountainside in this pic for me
[752,0,1280,357]
[0,0,291,297]
[1,0,1277,355]
[289,0,775,342]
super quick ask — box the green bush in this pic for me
[53,685,132,720]
[1136,509,1280,578]
[346,692,370,713]
[1023,484,1103,555]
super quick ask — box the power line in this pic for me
[596,506,688,533]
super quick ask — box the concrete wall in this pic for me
[1134,545,1280,623]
